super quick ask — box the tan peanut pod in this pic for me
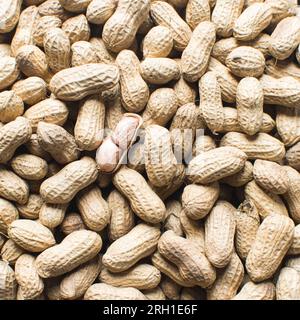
[212,0,244,37]
[71,41,99,67]
[0,261,17,300]
[17,289,45,300]
[116,50,149,113]
[212,33,271,64]
[100,264,161,290]
[143,287,166,300]
[16,194,43,220]
[253,159,289,194]
[113,166,165,224]
[160,277,181,300]
[151,251,194,287]
[103,0,150,52]
[170,103,200,160]
[283,166,300,223]
[142,88,178,127]
[84,283,146,300]
[205,200,236,268]
[142,26,173,58]
[103,223,161,273]
[246,214,294,282]
[60,255,102,300]
[186,0,210,30]
[74,95,105,151]
[45,277,63,300]
[11,6,39,57]
[16,45,52,82]
[276,106,300,146]
[182,21,216,82]
[36,230,102,278]
[138,12,154,35]
[220,132,285,162]
[232,281,275,300]
[86,0,117,24]
[164,200,183,236]
[225,46,265,78]
[150,1,192,51]
[61,212,85,235]
[0,117,32,164]
[0,44,11,58]
[76,185,110,232]
[62,14,90,44]
[12,77,47,106]
[39,203,68,229]
[266,0,298,25]
[1,239,24,265]
[266,59,300,82]
[0,90,24,124]
[50,63,119,101]
[127,142,145,173]
[244,0,264,6]
[221,107,275,134]
[0,198,19,233]
[276,267,300,300]
[0,166,29,205]
[33,16,62,47]
[8,220,55,253]
[221,161,253,187]
[40,157,98,204]
[0,0,22,33]
[237,77,263,136]
[288,224,300,255]
[0,57,20,90]
[144,125,178,188]
[207,57,238,103]
[11,154,48,181]
[260,74,300,109]
[199,71,224,133]
[43,28,71,74]
[245,180,289,218]
[24,99,69,132]
[107,189,135,241]
[37,122,80,165]
[193,135,216,157]
[89,37,115,64]
[25,134,51,161]
[187,146,247,184]
[140,57,180,85]
[286,142,300,171]
[233,3,273,40]
[38,0,73,22]
[182,183,219,220]
[269,16,300,60]
[15,254,44,300]
[59,0,91,12]
[158,230,216,288]
[207,253,244,300]
[234,200,260,260]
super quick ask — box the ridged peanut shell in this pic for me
[232,281,275,300]
[102,223,161,273]
[286,141,300,171]
[0,261,17,300]
[8,220,55,253]
[246,213,294,282]
[39,203,68,229]
[61,212,85,235]
[100,264,161,290]
[49,63,119,101]
[276,267,300,300]
[1,239,24,265]
[15,254,44,300]
[187,146,247,184]
[0,0,22,33]
[205,200,236,268]
[86,0,117,24]
[62,14,90,44]
[113,166,166,224]
[220,132,285,162]
[186,0,210,30]
[16,194,44,220]
[0,198,19,233]
[71,41,99,67]
[33,16,62,47]
[0,90,24,123]
[36,230,102,278]
[40,157,98,204]
[288,224,300,255]
[0,57,20,90]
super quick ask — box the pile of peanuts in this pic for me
[1,0,300,301]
